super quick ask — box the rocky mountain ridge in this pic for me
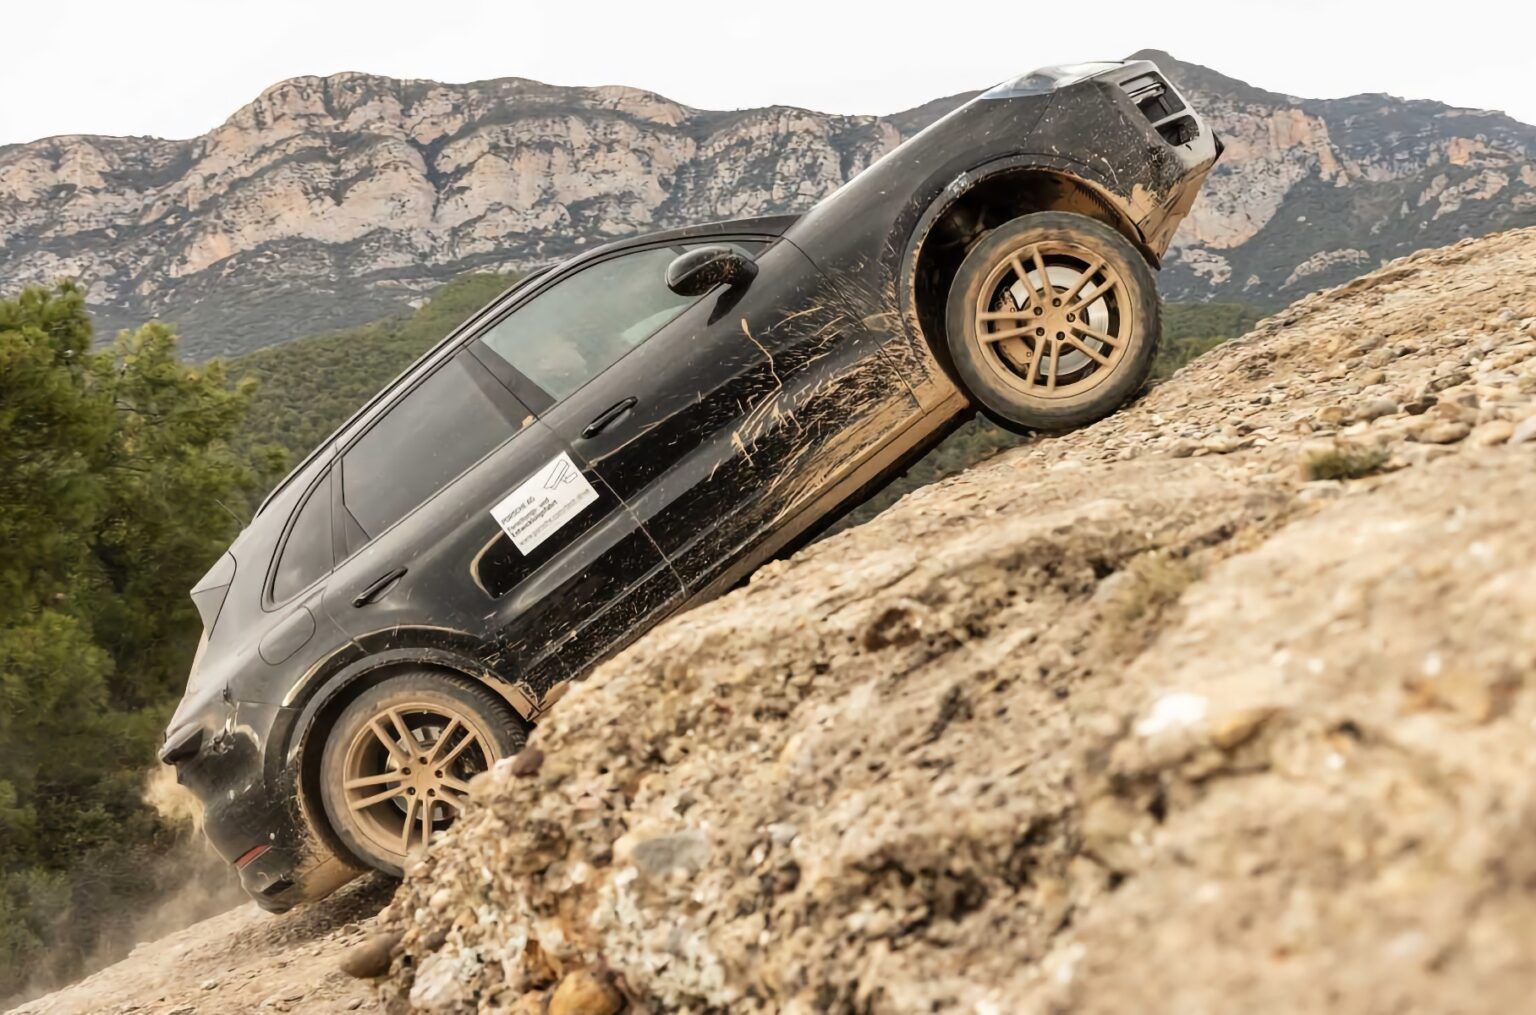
[2,52,1533,357]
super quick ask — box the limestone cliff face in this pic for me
[1,54,1532,357]
[1149,51,1536,302]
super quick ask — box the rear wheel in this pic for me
[944,211,1159,432]
[319,671,525,875]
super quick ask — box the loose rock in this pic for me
[1416,421,1471,444]
[1469,420,1514,446]
[1510,415,1536,445]
[339,932,402,980]
[548,968,623,1015]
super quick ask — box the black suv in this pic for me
[161,59,1219,909]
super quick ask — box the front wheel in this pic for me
[944,211,1160,432]
[318,671,526,875]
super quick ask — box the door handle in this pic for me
[581,396,638,439]
[353,567,407,607]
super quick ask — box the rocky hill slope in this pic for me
[380,228,1536,1013]
[3,54,1532,357]
[17,228,1536,1015]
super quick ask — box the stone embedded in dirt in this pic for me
[1404,664,1516,724]
[339,931,402,979]
[1416,421,1472,444]
[509,745,546,777]
[1469,420,1515,446]
[1208,706,1282,750]
[1314,405,1349,426]
[408,950,476,1011]
[1402,443,1457,467]
[1356,396,1398,421]
[506,991,550,1015]
[862,603,923,650]
[1298,480,1345,502]
[548,968,624,1015]
[260,989,307,1012]
[618,828,710,882]
[1425,401,1473,426]
[1425,371,1469,393]
[1510,415,1536,445]
[1200,434,1247,455]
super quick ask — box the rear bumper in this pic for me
[167,699,359,910]
[242,846,359,913]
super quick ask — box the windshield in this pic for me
[983,62,1124,98]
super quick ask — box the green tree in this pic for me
[1154,302,1269,379]
[0,283,258,999]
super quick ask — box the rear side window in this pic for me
[272,473,332,601]
[479,241,765,402]
[342,354,517,538]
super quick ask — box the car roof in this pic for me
[253,212,800,517]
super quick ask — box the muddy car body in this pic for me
[162,59,1219,909]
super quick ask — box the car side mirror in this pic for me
[664,245,758,296]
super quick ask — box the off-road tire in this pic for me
[944,211,1160,433]
[319,671,526,876]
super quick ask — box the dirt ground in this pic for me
[16,226,1536,1014]
[10,878,394,1015]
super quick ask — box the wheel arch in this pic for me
[283,644,535,864]
[899,158,1157,383]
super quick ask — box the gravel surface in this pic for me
[10,877,395,1015]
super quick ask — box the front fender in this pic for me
[896,152,1158,286]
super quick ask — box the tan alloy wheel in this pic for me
[339,701,499,864]
[971,240,1133,399]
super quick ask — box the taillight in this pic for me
[235,845,271,869]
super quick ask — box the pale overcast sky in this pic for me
[3,0,1533,146]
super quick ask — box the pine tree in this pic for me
[0,283,257,997]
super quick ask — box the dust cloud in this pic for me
[125,765,246,941]
[8,767,246,1008]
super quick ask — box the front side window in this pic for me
[342,355,518,538]
[479,242,762,401]
[272,473,332,601]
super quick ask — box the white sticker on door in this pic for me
[491,452,600,555]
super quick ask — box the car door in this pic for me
[472,233,922,598]
[321,347,680,704]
